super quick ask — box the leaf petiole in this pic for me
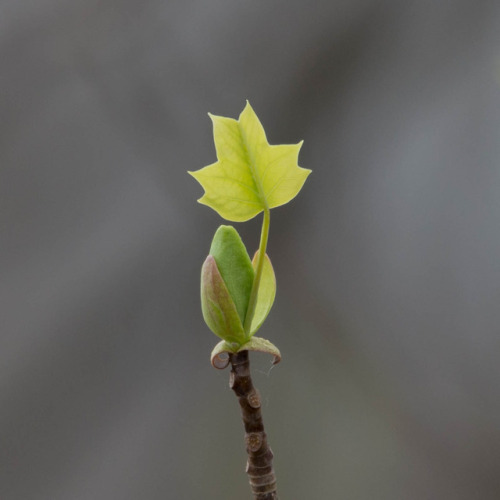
[244,207,271,336]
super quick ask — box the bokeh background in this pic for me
[2,1,500,499]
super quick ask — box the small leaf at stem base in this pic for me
[210,337,281,369]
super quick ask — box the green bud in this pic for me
[200,225,254,345]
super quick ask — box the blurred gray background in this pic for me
[2,1,500,499]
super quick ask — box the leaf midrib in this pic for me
[238,123,269,211]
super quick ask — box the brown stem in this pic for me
[229,350,278,500]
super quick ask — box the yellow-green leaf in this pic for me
[249,251,276,336]
[189,101,311,222]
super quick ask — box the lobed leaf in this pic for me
[189,101,311,222]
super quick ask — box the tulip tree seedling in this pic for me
[189,101,311,499]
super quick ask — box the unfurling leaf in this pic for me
[249,251,276,336]
[189,101,311,222]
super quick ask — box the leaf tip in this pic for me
[196,195,210,207]
[240,99,257,120]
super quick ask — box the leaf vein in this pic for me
[207,175,259,197]
[260,149,292,185]
[264,174,287,200]
[217,196,262,207]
